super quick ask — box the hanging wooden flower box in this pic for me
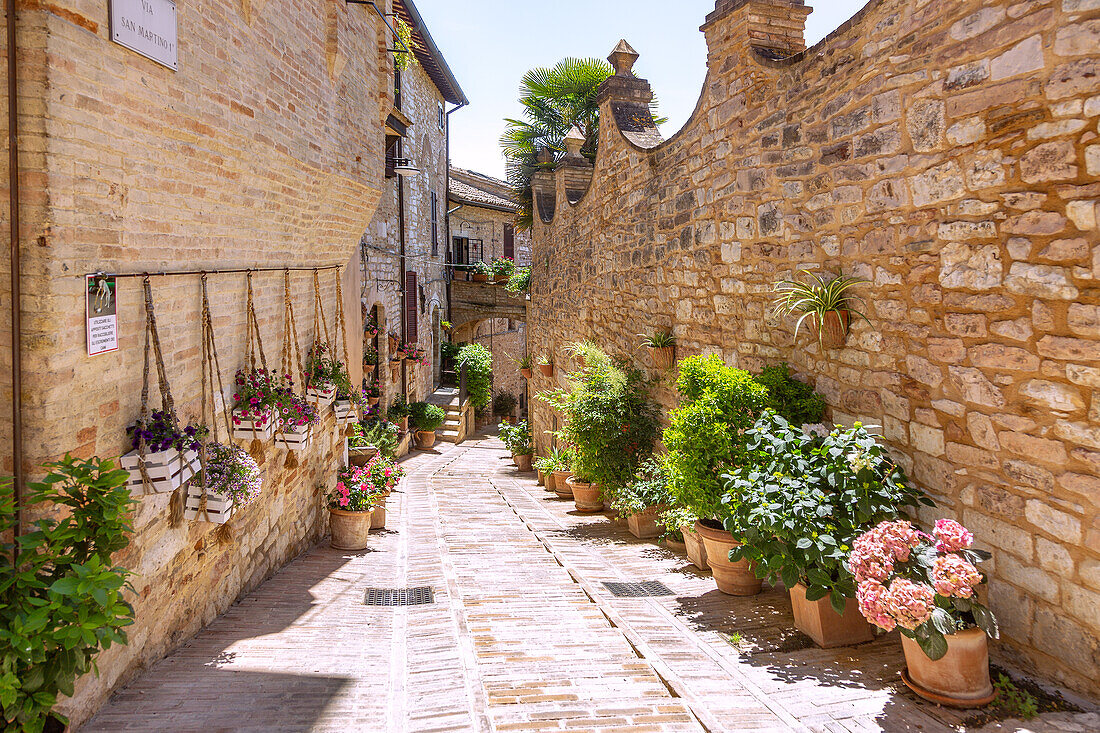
[120,447,200,495]
[334,400,358,426]
[183,486,235,525]
[307,384,337,406]
[276,423,312,451]
[232,407,275,441]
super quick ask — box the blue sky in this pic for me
[413,0,869,180]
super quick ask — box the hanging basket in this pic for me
[120,448,200,495]
[334,400,358,426]
[232,408,275,441]
[276,423,312,451]
[307,384,337,406]
[184,486,236,525]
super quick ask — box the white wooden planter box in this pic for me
[276,423,312,451]
[120,447,200,495]
[334,400,358,426]
[232,408,275,441]
[183,485,235,524]
[307,385,336,407]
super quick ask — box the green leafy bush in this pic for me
[387,395,410,421]
[350,420,399,458]
[499,420,534,456]
[409,402,446,432]
[490,257,515,280]
[541,347,659,494]
[753,362,825,427]
[505,267,530,296]
[457,343,493,410]
[440,339,461,362]
[664,355,768,521]
[610,456,671,519]
[1,456,136,732]
[723,412,932,612]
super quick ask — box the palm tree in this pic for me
[499,58,614,229]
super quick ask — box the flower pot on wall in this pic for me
[120,447,200,495]
[812,310,850,349]
[626,505,664,539]
[789,583,875,649]
[901,628,995,707]
[472,273,489,283]
[682,524,708,571]
[650,346,675,370]
[567,478,603,513]
[330,508,373,550]
[538,363,554,377]
[520,368,533,380]
[694,520,761,596]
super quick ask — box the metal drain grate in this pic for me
[602,581,675,598]
[364,587,435,607]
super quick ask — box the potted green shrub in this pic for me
[665,354,768,595]
[493,391,519,423]
[505,266,531,297]
[410,401,446,449]
[456,343,493,411]
[850,519,997,707]
[612,457,671,539]
[724,412,932,647]
[772,270,870,349]
[535,448,568,492]
[660,503,707,568]
[347,419,399,465]
[388,395,411,434]
[499,420,535,471]
[639,331,676,370]
[471,260,492,283]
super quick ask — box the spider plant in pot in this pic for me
[514,353,535,380]
[772,270,870,349]
[537,354,554,377]
[640,331,676,370]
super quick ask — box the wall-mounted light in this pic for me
[392,157,421,176]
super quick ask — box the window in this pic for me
[452,237,484,278]
[438,103,445,131]
[503,224,515,261]
[431,191,438,256]
[405,271,418,343]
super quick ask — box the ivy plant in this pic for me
[722,412,933,613]
[1,456,136,733]
[664,355,768,523]
[456,343,493,410]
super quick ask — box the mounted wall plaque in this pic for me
[110,0,179,71]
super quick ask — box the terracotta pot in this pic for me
[514,453,533,472]
[520,368,533,380]
[538,363,554,377]
[330,508,373,550]
[544,471,557,493]
[390,363,401,382]
[349,446,379,467]
[901,628,995,707]
[812,310,850,349]
[471,273,488,283]
[664,537,687,553]
[399,416,409,433]
[552,470,573,499]
[682,524,709,570]
[627,505,664,539]
[368,396,379,406]
[694,520,761,595]
[536,468,545,486]
[364,363,378,375]
[568,478,603,512]
[789,582,875,649]
[650,345,675,370]
[416,430,436,449]
[371,498,387,530]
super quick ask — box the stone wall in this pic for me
[361,54,450,408]
[528,0,1100,697]
[2,0,389,724]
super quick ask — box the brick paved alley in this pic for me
[85,432,1099,733]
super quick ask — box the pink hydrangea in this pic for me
[883,578,936,630]
[931,554,982,598]
[933,518,974,553]
[876,520,922,562]
[857,580,896,632]
[848,534,894,582]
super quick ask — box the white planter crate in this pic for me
[334,400,358,426]
[232,408,275,441]
[307,385,336,407]
[120,448,200,495]
[276,423,312,451]
[183,485,234,524]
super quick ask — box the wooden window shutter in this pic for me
[504,224,515,260]
[405,271,418,343]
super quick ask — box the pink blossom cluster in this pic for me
[933,518,974,553]
[881,578,936,630]
[856,580,896,632]
[931,554,982,598]
[848,520,921,581]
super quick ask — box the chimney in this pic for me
[704,0,812,58]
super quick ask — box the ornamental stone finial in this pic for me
[564,127,585,156]
[608,39,639,77]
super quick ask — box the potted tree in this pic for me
[612,457,671,539]
[725,412,933,648]
[121,410,206,494]
[665,355,768,595]
[772,270,870,350]
[850,519,998,707]
[328,465,382,550]
[500,420,535,472]
[409,401,446,449]
[567,469,604,513]
[640,331,676,370]
[493,391,518,424]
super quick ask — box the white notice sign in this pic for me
[86,275,119,357]
[110,0,178,71]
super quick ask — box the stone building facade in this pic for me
[2,0,393,723]
[528,0,1100,697]
[449,167,532,411]
[361,0,466,407]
